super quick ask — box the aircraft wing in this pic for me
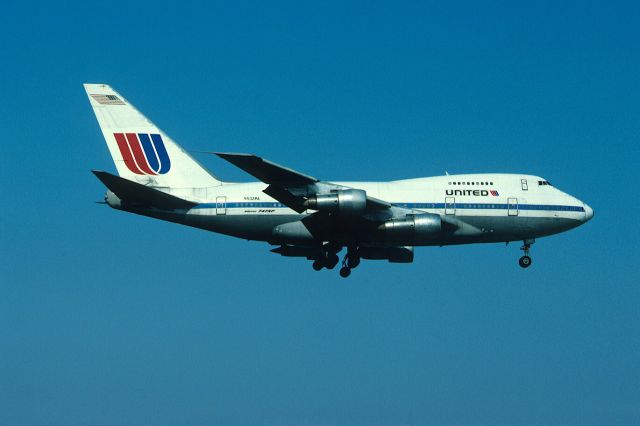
[216,153,394,215]
[216,153,318,185]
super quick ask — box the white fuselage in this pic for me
[124,173,592,247]
[86,83,593,271]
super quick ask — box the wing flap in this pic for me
[263,184,307,213]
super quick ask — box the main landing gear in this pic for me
[312,252,339,271]
[339,247,360,278]
[518,238,534,268]
[312,245,361,278]
[312,243,341,271]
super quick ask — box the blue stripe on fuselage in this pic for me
[191,202,585,212]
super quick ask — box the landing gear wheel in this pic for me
[339,266,351,278]
[519,256,532,268]
[325,253,339,270]
[346,255,360,269]
[518,239,534,269]
[312,260,324,271]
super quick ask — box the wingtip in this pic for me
[215,152,260,163]
[215,152,255,157]
[83,83,108,93]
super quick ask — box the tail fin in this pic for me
[84,83,222,188]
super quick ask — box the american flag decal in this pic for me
[90,94,125,105]
[490,190,499,196]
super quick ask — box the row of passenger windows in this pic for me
[448,181,494,186]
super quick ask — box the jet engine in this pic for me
[304,189,367,214]
[378,213,442,243]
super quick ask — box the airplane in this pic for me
[85,83,594,278]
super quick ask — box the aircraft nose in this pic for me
[583,203,594,222]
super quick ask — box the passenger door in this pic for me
[507,197,518,216]
[445,197,455,215]
[216,196,227,215]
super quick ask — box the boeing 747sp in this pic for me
[87,84,593,278]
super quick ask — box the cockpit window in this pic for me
[538,180,552,186]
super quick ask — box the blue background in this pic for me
[1,1,638,424]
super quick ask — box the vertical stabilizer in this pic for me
[84,83,222,188]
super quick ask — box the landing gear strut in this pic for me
[311,244,361,277]
[519,238,534,268]
[339,247,360,278]
[346,252,360,269]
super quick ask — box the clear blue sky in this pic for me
[1,1,638,425]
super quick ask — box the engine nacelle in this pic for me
[378,213,442,243]
[304,189,367,214]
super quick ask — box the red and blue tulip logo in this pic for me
[114,133,171,175]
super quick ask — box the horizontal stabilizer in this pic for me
[92,170,197,210]
[216,153,318,185]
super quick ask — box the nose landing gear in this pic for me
[519,255,532,268]
[519,239,534,268]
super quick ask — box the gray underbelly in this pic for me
[123,208,582,246]
[433,215,583,245]
[132,209,303,241]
